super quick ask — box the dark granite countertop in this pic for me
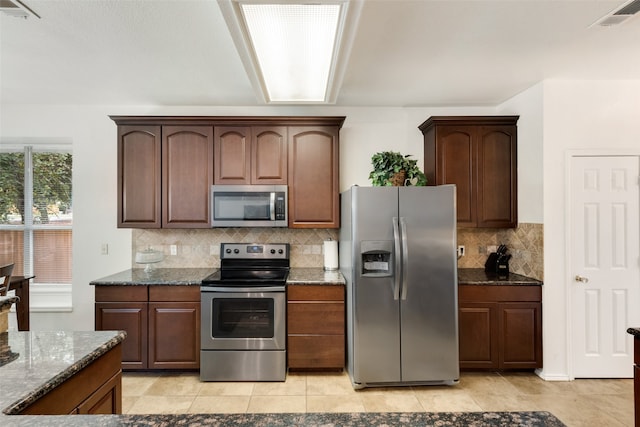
[90,267,543,287]
[627,328,640,337]
[90,268,215,286]
[0,411,565,426]
[0,295,19,311]
[0,330,126,417]
[287,267,345,285]
[90,268,346,286]
[458,268,543,286]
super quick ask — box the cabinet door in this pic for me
[214,126,251,184]
[458,302,499,369]
[117,125,161,228]
[288,126,340,228]
[95,302,148,370]
[435,126,476,227]
[252,126,287,184]
[500,302,542,369]
[77,372,122,414]
[148,302,200,369]
[162,126,214,228]
[476,125,518,228]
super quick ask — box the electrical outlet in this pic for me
[487,245,498,253]
[457,245,465,257]
[101,243,108,255]
[170,245,177,256]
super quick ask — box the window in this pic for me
[0,146,72,296]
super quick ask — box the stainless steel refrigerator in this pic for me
[339,185,459,389]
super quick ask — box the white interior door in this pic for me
[571,155,640,378]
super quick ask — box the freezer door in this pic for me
[350,186,402,384]
[398,185,459,382]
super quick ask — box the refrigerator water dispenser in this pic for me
[360,240,393,277]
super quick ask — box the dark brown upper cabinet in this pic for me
[420,116,518,228]
[162,126,214,228]
[112,116,344,229]
[288,126,340,228]
[214,126,287,185]
[117,125,162,228]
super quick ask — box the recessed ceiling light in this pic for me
[219,0,363,104]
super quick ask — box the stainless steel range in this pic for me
[200,243,289,382]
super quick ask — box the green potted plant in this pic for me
[368,151,427,186]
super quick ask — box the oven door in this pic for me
[201,287,286,351]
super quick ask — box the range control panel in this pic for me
[220,243,290,260]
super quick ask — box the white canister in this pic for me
[323,240,339,271]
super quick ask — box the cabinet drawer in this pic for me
[287,285,344,301]
[459,285,541,302]
[287,335,345,369]
[287,301,344,335]
[95,286,147,302]
[149,286,200,302]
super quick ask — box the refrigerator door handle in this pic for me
[392,217,401,300]
[400,217,409,300]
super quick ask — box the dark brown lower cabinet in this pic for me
[287,285,345,370]
[19,344,122,415]
[95,286,148,370]
[459,285,542,370]
[95,285,200,370]
[149,302,200,369]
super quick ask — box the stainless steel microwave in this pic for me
[211,185,288,227]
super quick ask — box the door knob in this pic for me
[575,275,589,283]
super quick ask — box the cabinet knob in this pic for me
[574,275,589,283]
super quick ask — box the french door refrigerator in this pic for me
[339,185,459,389]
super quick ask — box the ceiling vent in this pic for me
[593,0,640,27]
[0,0,39,19]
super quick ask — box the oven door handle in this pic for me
[201,286,286,293]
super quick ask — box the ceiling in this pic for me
[1,0,640,107]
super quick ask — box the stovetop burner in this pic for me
[201,243,290,287]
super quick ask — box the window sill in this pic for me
[29,283,72,312]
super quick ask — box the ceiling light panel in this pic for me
[241,3,341,102]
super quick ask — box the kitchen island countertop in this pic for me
[1,330,126,418]
[0,295,19,311]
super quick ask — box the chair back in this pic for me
[0,263,15,296]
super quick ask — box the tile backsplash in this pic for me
[132,228,339,269]
[456,223,543,281]
[133,223,543,281]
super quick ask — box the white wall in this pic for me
[539,80,640,380]
[497,83,544,224]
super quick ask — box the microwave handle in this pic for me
[270,192,276,220]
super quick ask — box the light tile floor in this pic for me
[122,370,634,426]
